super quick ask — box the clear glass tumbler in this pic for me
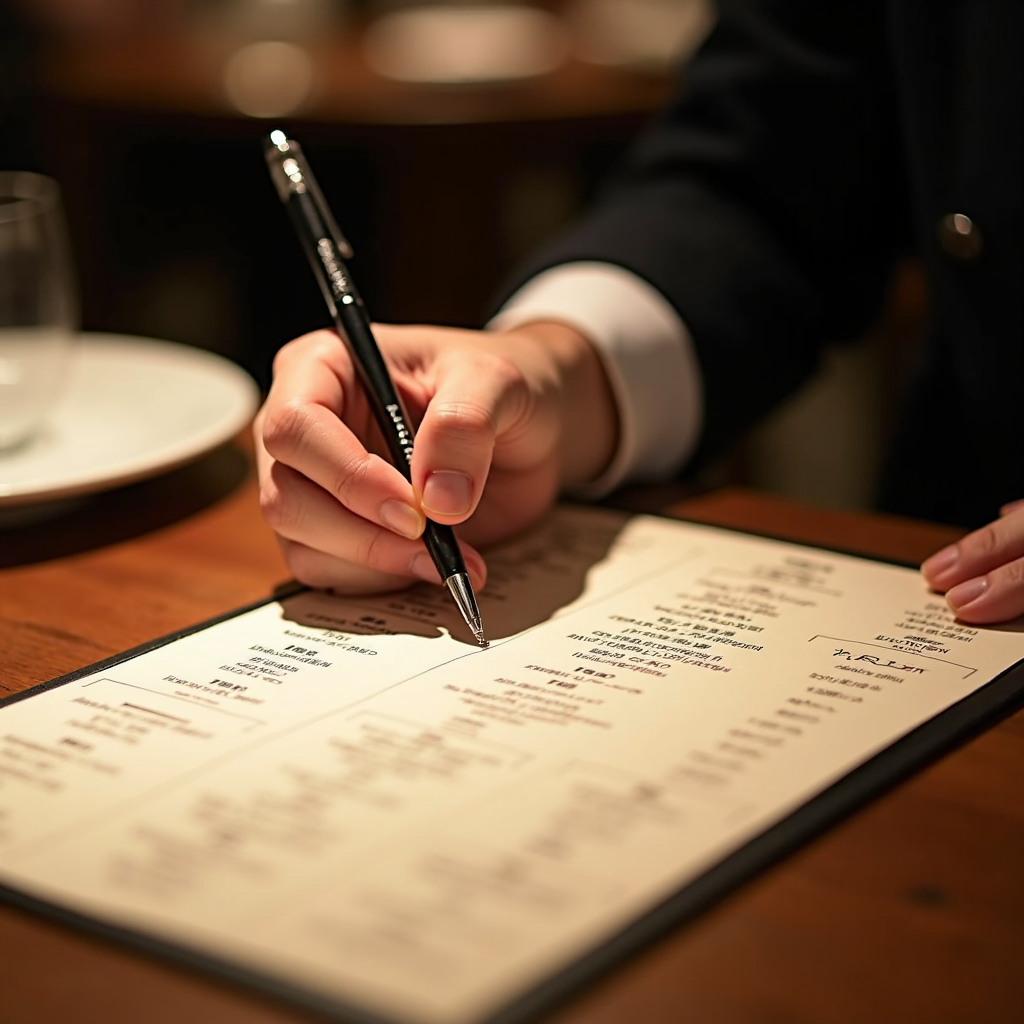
[0,172,78,452]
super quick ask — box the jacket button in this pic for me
[937,212,983,260]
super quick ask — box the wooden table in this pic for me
[1,443,1022,1024]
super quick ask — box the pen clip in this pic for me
[264,130,355,259]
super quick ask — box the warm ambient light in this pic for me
[222,41,314,118]
[363,4,566,84]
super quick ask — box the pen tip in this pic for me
[471,618,488,647]
[445,572,488,649]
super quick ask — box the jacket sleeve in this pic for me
[497,0,909,467]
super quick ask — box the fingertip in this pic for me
[380,498,425,540]
[921,543,959,586]
[945,575,988,615]
[946,564,1024,625]
[421,470,476,521]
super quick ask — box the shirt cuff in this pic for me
[488,262,703,498]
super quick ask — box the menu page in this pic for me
[2,506,1022,1024]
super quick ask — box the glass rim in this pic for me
[0,171,63,224]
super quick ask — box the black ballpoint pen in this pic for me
[264,130,487,646]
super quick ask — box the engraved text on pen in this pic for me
[387,404,414,464]
[317,238,349,300]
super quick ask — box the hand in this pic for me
[253,321,618,594]
[921,499,1024,624]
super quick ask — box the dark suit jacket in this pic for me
[502,0,1022,528]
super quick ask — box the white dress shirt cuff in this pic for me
[488,262,703,498]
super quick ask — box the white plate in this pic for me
[0,334,260,507]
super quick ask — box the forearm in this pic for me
[491,0,903,466]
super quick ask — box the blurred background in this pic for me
[0,0,926,512]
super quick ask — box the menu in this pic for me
[1,506,1022,1024]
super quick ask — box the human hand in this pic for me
[254,321,617,594]
[921,500,1024,623]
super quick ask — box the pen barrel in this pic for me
[337,311,416,476]
[331,291,464,581]
[422,520,464,582]
[272,147,472,592]
[287,190,417,477]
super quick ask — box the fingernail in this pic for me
[410,551,441,583]
[946,576,988,611]
[380,499,424,539]
[922,544,959,580]
[422,471,473,517]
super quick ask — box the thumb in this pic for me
[411,349,531,524]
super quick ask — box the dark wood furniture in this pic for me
[32,28,673,385]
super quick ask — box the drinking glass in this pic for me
[0,172,78,452]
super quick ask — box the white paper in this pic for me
[2,507,1021,1024]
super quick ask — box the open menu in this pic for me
[2,506,1023,1024]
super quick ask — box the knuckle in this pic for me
[330,452,375,508]
[271,330,340,377]
[308,331,343,363]
[479,349,527,390]
[968,524,1001,559]
[261,399,310,459]
[271,335,307,375]
[351,524,395,574]
[431,399,496,442]
[270,341,296,376]
[1002,558,1024,587]
[486,351,540,423]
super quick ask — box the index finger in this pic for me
[921,504,1024,590]
[258,330,424,539]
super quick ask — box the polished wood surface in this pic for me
[1,448,1022,1024]
[39,27,673,128]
